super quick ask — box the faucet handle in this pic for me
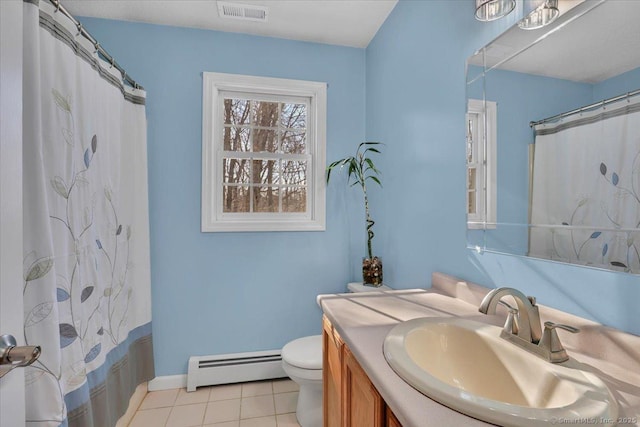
[539,321,579,363]
[544,321,579,334]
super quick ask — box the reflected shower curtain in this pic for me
[22,1,154,426]
[529,96,640,273]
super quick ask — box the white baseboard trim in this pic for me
[148,374,187,391]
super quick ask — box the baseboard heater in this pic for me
[187,349,287,392]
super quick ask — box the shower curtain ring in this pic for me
[94,42,100,55]
[76,23,83,37]
[110,58,115,69]
[54,2,61,13]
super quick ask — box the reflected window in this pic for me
[467,99,497,228]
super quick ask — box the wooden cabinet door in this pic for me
[323,315,344,427]
[386,406,402,427]
[342,346,385,427]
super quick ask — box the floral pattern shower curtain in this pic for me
[22,1,154,425]
[529,96,640,273]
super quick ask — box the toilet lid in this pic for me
[347,282,392,292]
[282,335,322,370]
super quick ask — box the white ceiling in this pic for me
[61,0,398,48]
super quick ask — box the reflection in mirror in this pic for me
[466,0,640,274]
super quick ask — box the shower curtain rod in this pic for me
[529,88,640,127]
[46,0,143,90]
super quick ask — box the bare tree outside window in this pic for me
[221,97,308,214]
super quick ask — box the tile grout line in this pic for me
[272,391,276,425]
[135,380,299,427]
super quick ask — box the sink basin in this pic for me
[383,317,617,427]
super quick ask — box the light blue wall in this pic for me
[365,0,640,335]
[81,18,367,376]
[593,66,640,101]
[80,1,640,378]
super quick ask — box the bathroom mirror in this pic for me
[466,0,640,274]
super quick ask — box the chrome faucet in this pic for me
[478,287,579,363]
[478,287,542,345]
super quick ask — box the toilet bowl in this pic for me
[281,335,323,427]
[282,282,392,427]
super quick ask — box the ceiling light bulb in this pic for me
[475,0,516,22]
[518,0,560,30]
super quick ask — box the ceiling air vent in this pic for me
[217,2,269,23]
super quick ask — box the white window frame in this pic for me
[467,98,497,229]
[202,72,326,232]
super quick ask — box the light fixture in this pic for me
[518,0,560,30]
[475,0,516,22]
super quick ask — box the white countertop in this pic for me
[318,273,640,427]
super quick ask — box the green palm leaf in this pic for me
[326,142,383,259]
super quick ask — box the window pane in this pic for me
[468,168,476,190]
[252,159,279,185]
[283,187,306,213]
[281,130,306,154]
[252,101,279,128]
[223,158,250,184]
[466,117,474,163]
[468,191,476,215]
[253,186,279,212]
[281,160,307,185]
[224,99,250,125]
[281,103,306,129]
[203,73,326,231]
[223,185,250,212]
[224,127,250,152]
[253,129,277,152]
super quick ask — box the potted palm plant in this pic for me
[326,142,383,286]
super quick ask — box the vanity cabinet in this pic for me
[323,315,344,427]
[385,407,402,427]
[343,345,385,426]
[322,315,401,427]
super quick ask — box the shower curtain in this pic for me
[529,96,640,274]
[22,1,154,426]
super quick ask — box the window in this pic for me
[202,73,326,232]
[467,99,497,229]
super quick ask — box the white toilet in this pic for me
[281,282,392,427]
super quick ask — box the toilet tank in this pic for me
[347,282,393,293]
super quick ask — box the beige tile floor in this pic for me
[129,379,301,427]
